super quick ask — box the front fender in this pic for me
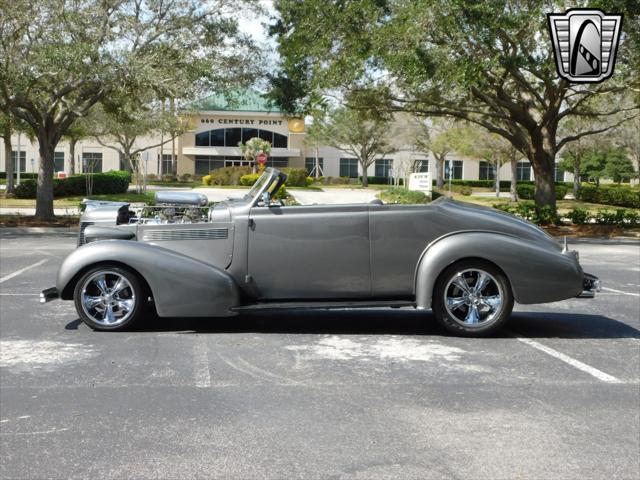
[414,231,583,309]
[57,240,240,317]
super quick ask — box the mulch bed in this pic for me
[543,224,640,238]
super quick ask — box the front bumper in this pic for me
[577,273,601,298]
[40,287,59,304]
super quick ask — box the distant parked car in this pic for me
[41,168,600,336]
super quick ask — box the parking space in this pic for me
[1,232,638,479]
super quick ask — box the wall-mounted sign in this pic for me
[288,118,305,133]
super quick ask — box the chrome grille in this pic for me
[142,228,228,242]
[78,221,94,246]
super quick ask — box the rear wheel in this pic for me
[432,260,513,336]
[73,264,144,331]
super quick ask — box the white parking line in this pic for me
[514,336,623,384]
[0,260,48,284]
[601,287,640,297]
[193,337,211,388]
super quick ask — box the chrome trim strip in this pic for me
[142,228,228,242]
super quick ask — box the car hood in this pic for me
[431,198,562,252]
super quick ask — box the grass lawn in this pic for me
[0,192,155,208]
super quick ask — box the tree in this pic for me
[413,119,471,189]
[0,110,34,195]
[314,108,395,187]
[1,0,258,219]
[239,137,272,173]
[90,100,185,192]
[270,0,639,209]
[304,112,328,179]
[604,149,637,183]
[581,151,607,186]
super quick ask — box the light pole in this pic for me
[16,132,21,185]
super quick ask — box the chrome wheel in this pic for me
[443,268,504,328]
[80,271,136,327]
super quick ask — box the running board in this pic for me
[232,300,415,312]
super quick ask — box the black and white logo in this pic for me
[548,9,622,83]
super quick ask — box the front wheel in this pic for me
[432,260,514,336]
[73,264,144,331]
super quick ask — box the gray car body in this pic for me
[55,168,584,317]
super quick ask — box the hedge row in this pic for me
[516,183,569,200]
[14,171,131,199]
[378,188,429,204]
[494,202,639,227]
[0,172,38,180]
[239,170,313,188]
[576,185,640,208]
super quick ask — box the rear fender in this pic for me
[414,231,583,308]
[57,240,240,317]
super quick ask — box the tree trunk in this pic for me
[530,149,556,209]
[69,138,77,175]
[35,139,55,220]
[361,162,369,187]
[435,156,444,189]
[509,158,518,202]
[3,124,14,195]
[315,146,320,179]
[495,161,500,198]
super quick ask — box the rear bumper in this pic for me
[40,287,59,304]
[577,273,601,298]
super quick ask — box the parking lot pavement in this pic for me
[1,232,638,480]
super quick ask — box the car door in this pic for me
[247,204,371,299]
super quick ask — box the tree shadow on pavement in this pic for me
[66,308,639,339]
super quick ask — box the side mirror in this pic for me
[261,191,271,207]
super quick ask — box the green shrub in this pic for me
[516,184,535,199]
[450,184,472,196]
[281,168,309,187]
[492,201,557,225]
[14,171,131,199]
[378,188,429,204]
[516,183,568,200]
[316,176,351,185]
[305,177,314,187]
[179,173,193,182]
[359,176,403,186]
[202,175,212,186]
[207,166,251,185]
[161,174,177,182]
[0,172,39,180]
[239,173,261,186]
[146,173,157,181]
[577,185,640,208]
[624,210,640,227]
[567,208,591,225]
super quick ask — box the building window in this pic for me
[305,157,324,176]
[554,165,565,182]
[11,151,27,172]
[266,157,289,168]
[158,154,176,175]
[194,128,288,149]
[479,161,495,180]
[375,159,393,177]
[339,158,358,178]
[415,160,429,172]
[516,161,531,181]
[445,160,463,180]
[82,152,103,173]
[54,152,65,172]
[195,156,225,175]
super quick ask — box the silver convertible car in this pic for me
[41,168,600,336]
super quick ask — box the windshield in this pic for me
[245,169,274,201]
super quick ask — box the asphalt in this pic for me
[0,231,639,480]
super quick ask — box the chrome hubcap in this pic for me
[444,269,503,327]
[81,271,135,326]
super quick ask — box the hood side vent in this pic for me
[142,228,228,242]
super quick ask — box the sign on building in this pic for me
[408,172,432,194]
